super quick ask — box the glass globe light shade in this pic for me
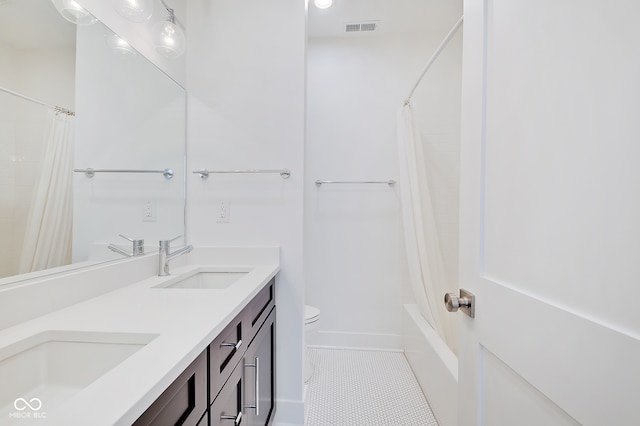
[105,33,136,57]
[113,0,154,23]
[153,19,186,59]
[51,0,97,25]
[314,0,333,9]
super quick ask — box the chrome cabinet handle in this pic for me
[244,357,260,416]
[255,357,260,416]
[444,289,475,318]
[220,339,243,351]
[220,411,242,425]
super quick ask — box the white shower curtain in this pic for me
[397,104,457,353]
[19,109,75,273]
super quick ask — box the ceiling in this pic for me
[0,0,463,50]
[0,0,76,49]
[308,0,463,38]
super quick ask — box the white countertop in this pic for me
[0,247,279,425]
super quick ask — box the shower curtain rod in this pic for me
[404,16,463,106]
[0,86,74,116]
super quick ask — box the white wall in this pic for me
[0,41,20,278]
[186,1,306,424]
[305,32,462,350]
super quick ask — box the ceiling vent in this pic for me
[345,21,379,33]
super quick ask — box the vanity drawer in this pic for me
[134,350,207,426]
[210,357,244,426]
[245,278,275,344]
[209,311,246,403]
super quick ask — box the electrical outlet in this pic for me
[217,200,230,223]
[143,200,156,222]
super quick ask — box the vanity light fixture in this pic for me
[51,0,97,25]
[314,0,333,9]
[105,33,137,57]
[152,0,186,59]
[113,0,154,23]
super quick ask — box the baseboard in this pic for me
[309,330,402,351]
[273,398,305,426]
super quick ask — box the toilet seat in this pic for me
[305,305,320,325]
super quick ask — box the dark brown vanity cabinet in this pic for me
[213,280,276,426]
[242,308,276,426]
[213,308,275,426]
[136,278,276,426]
[133,351,208,426]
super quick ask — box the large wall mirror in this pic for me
[0,0,186,285]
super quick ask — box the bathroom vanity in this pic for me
[135,279,276,425]
[0,247,278,426]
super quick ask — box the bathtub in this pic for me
[403,304,458,426]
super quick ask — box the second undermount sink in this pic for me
[154,268,251,290]
[0,331,156,422]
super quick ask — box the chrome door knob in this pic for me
[444,293,463,312]
[444,289,475,318]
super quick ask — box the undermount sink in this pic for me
[0,331,156,421]
[154,268,251,290]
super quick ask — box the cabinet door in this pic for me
[244,279,275,344]
[210,359,244,426]
[134,351,207,426]
[243,307,275,426]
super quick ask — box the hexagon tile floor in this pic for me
[305,348,439,426]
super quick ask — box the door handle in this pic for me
[444,289,475,318]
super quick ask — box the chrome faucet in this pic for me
[108,234,145,257]
[158,236,193,276]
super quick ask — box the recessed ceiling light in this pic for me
[314,0,332,9]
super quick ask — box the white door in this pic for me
[457,1,640,425]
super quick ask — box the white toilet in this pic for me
[304,305,321,383]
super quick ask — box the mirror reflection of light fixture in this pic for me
[152,1,186,59]
[105,33,137,57]
[314,0,333,9]
[113,0,154,23]
[51,0,97,25]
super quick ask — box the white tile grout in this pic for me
[305,348,439,426]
